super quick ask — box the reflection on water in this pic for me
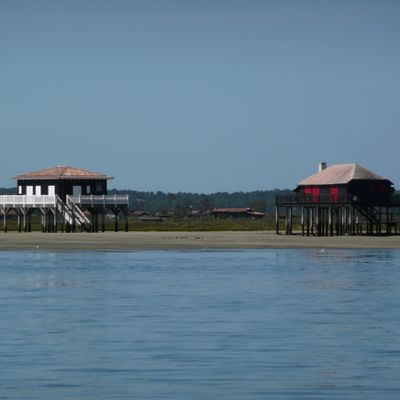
[300,249,398,292]
[0,249,400,399]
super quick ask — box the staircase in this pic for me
[56,196,91,232]
[356,205,380,225]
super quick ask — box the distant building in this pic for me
[132,210,150,217]
[188,210,205,218]
[276,162,399,236]
[212,208,265,219]
[139,215,163,222]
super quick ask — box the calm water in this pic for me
[0,249,400,399]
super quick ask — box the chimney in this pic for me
[318,162,327,172]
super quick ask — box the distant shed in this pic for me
[212,208,265,219]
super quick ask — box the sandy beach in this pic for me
[0,231,399,251]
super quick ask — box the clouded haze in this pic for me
[1,1,399,192]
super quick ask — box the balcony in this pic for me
[67,195,129,207]
[276,193,398,206]
[0,195,57,207]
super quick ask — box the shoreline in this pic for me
[0,231,400,251]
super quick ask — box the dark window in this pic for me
[95,183,103,194]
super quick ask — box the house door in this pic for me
[48,185,55,196]
[35,185,41,195]
[26,186,33,196]
[73,186,82,196]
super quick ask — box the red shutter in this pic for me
[304,187,312,194]
[330,187,339,203]
[312,187,320,203]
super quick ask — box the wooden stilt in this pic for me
[114,209,119,232]
[95,211,99,232]
[275,206,279,234]
[102,209,106,232]
[60,212,65,233]
[54,209,58,233]
[348,206,352,236]
[40,209,45,232]
[310,208,314,236]
[2,209,5,233]
[91,211,95,233]
[124,208,129,232]
[2,208,8,233]
[386,207,389,234]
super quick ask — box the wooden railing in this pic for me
[0,195,57,207]
[275,194,351,205]
[67,195,129,207]
[276,193,397,206]
[389,194,400,206]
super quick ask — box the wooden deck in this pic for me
[275,194,400,236]
[0,195,57,207]
[0,195,130,233]
[276,194,400,207]
[67,194,129,206]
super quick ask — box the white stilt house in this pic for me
[0,166,129,232]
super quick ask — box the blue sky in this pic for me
[1,0,399,192]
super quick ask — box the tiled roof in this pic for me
[12,166,113,180]
[298,164,391,186]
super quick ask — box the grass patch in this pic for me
[1,216,276,232]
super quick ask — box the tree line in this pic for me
[107,188,292,215]
[0,187,292,215]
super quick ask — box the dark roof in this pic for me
[298,163,392,186]
[212,208,265,216]
[247,211,265,217]
[12,166,113,180]
[213,208,253,213]
[139,216,163,222]
[132,211,150,216]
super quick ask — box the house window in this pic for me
[48,185,55,196]
[18,186,22,194]
[86,185,91,194]
[73,186,82,196]
[35,185,41,196]
[95,183,103,194]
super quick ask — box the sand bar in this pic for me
[0,231,399,251]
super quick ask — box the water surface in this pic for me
[0,249,399,399]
